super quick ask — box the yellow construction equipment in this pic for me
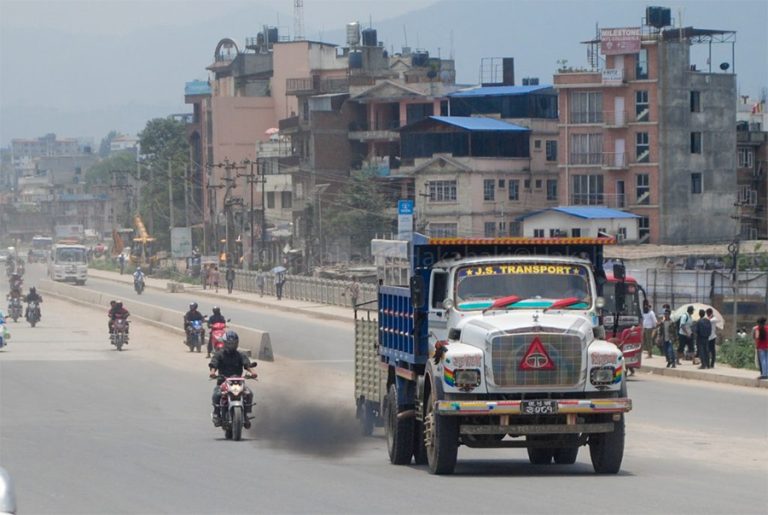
[130,215,158,271]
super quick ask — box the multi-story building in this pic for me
[736,97,767,239]
[554,7,738,244]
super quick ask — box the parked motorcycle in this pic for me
[26,301,41,328]
[186,319,205,353]
[111,317,130,351]
[134,277,145,295]
[208,321,228,356]
[7,297,22,323]
[213,374,256,441]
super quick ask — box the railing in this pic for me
[569,111,603,124]
[602,152,627,169]
[232,270,378,308]
[603,110,627,127]
[569,193,628,209]
[286,77,349,96]
[569,152,603,165]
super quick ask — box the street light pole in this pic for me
[260,158,266,265]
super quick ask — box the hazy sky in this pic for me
[0,0,765,145]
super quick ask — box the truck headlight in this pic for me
[590,366,615,386]
[454,369,481,390]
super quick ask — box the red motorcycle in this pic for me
[208,321,228,356]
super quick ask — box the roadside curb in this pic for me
[635,364,768,389]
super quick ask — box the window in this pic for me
[534,229,545,238]
[524,179,531,190]
[638,216,650,242]
[616,180,626,208]
[690,91,701,113]
[691,173,702,194]
[498,221,507,235]
[546,179,558,201]
[738,148,754,168]
[571,228,582,237]
[689,132,703,154]
[545,140,558,161]
[281,191,292,209]
[635,90,649,121]
[635,48,648,80]
[484,221,496,237]
[571,174,604,205]
[570,133,603,164]
[549,229,561,237]
[508,180,519,201]
[428,223,458,237]
[635,132,649,163]
[570,91,603,123]
[428,180,457,202]
[598,227,607,236]
[535,179,542,189]
[636,174,650,205]
[618,227,627,240]
[534,139,542,149]
[483,179,495,201]
[498,179,505,188]
[266,191,275,209]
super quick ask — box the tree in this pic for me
[98,130,120,158]
[322,169,394,259]
[137,118,190,249]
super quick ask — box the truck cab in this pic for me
[48,243,88,285]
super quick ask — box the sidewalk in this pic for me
[90,269,767,389]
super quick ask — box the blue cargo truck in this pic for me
[355,236,632,475]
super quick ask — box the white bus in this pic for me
[49,243,88,285]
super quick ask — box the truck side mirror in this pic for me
[612,263,626,281]
[410,275,426,309]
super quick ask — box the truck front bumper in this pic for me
[436,398,632,416]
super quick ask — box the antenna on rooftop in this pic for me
[294,0,305,41]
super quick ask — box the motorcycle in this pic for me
[111,317,130,351]
[134,277,145,295]
[7,297,22,323]
[186,319,205,353]
[25,301,41,328]
[209,321,228,356]
[213,374,256,441]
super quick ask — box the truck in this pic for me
[28,236,53,263]
[48,243,88,284]
[603,272,648,374]
[354,236,631,475]
[54,225,85,243]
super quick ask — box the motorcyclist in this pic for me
[108,300,130,334]
[8,273,22,294]
[208,330,257,427]
[183,302,206,339]
[23,287,43,320]
[133,267,145,287]
[206,306,226,357]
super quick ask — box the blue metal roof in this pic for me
[449,85,553,98]
[185,80,211,96]
[518,206,640,221]
[429,116,530,132]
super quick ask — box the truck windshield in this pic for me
[55,248,86,263]
[455,263,592,310]
[602,281,641,316]
[32,238,52,249]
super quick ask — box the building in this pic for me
[517,206,640,240]
[736,97,767,239]
[554,7,738,244]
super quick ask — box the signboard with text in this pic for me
[397,200,414,241]
[171,227,193,259]
[600,27,641,55]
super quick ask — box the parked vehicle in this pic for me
[26,301,41,328]
[213,375,256,441]
[7,297,22,323]
[355,236,631,475]
[602,272,647,373]
[187,319,205,353]
[111,317,129,351]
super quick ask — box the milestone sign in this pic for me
[600,27,641,55]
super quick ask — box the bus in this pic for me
[602,273,647,373]
[28,236,53,263]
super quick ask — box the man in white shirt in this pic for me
[706,308,718,368]
[641,303,658,358]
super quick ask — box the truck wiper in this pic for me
[482,295,522,314]
[542,297,584,312]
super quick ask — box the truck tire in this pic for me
[553,435,580,464]
[385,384,414,465]
[589,414,625,474]
[425,388,458,474]
[527,435,554,464]
[413,420,427,465]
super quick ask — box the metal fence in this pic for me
[231,270,378,308]
[638,268,768,309]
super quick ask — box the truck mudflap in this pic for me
[436,398,632,416]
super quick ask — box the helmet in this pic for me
[115,301,123,310]
[29,287,36,294]
[110,300,116,307]
[136,266,142,272]
[189,302,198,311]
[223,330,239,351]
[212,306,221,315]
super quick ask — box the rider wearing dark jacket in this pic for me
[24,287,43,319]
[207,306,226,327]
[108,301,130,334]
[183,302,205,332]
[208,331,256,426]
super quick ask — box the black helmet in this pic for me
[110,300,116,307]
[115,301,123,310]
[30,287,36,294]
[212,306,221,315]
[223,330,239,351]
[189,302,198,310]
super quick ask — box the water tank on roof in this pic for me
[267,27,279,46]
[646,6,671,28]
[412,51,429,67]
[362,28,377,47]
[347,22,361,46]
[349,51,363,69]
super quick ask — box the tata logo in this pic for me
[519,337,555,371]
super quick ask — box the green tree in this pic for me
[137,118,190,249]
[323,169,394,258]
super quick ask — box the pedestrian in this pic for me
[706,308,718,368]
[694,309,712,369]
[225,266,235,294]
[201,264,209,290]
[274,270,286,300]
[752,317,768,380]
[677,305,695,364]
[345,277,360,309]
[256,272,265,297]
[641,304,658,358]
[209,265,220,293]
[660,309,675,368]
[118,254,125,275]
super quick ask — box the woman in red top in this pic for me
[753,317,768,379]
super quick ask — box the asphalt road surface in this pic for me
[1,266,766,514]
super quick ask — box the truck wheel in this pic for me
[589,414,625,474]
[385,384,414,465]
[527,435,554,464]
[553,435,580,464]
[413,420,427,465]
[424,388,458,474]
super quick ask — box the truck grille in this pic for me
[489,332,584,388]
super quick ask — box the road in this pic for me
[1,266,766,514]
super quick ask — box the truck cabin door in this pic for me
[428,270,450,342]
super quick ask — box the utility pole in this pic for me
[168,160,175,231]
[260,158,266,265]
[730,201,745,340]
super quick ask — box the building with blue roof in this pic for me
[517,206,640,241]
[449,85,557,119]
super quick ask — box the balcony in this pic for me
[602,152,628,170]
[569,152,603,166]
[279,116,300,133]
[603,110,627,128]
[285,76,349,96]
[569,111,603,125]
[348,120,401,142]
[569,193,628,209]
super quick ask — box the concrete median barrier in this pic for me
[39,279,273,361]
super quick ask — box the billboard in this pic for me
[600,27,641,55]
[171,227,193,258]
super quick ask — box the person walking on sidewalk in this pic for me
[677,305,695,364]
[118,254,126,275]
[345,277,360,309]
[225,267,235,294]
[256,272,265,297]
[201,264,209,290]
[209,265,220,293]
[641,304,658,359]
[694,309,712,369]
[274,270,286,300]
[753,317,768,379]
[660,309,675,368]
[706,308,718,368]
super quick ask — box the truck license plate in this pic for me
[521,400,558,415]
